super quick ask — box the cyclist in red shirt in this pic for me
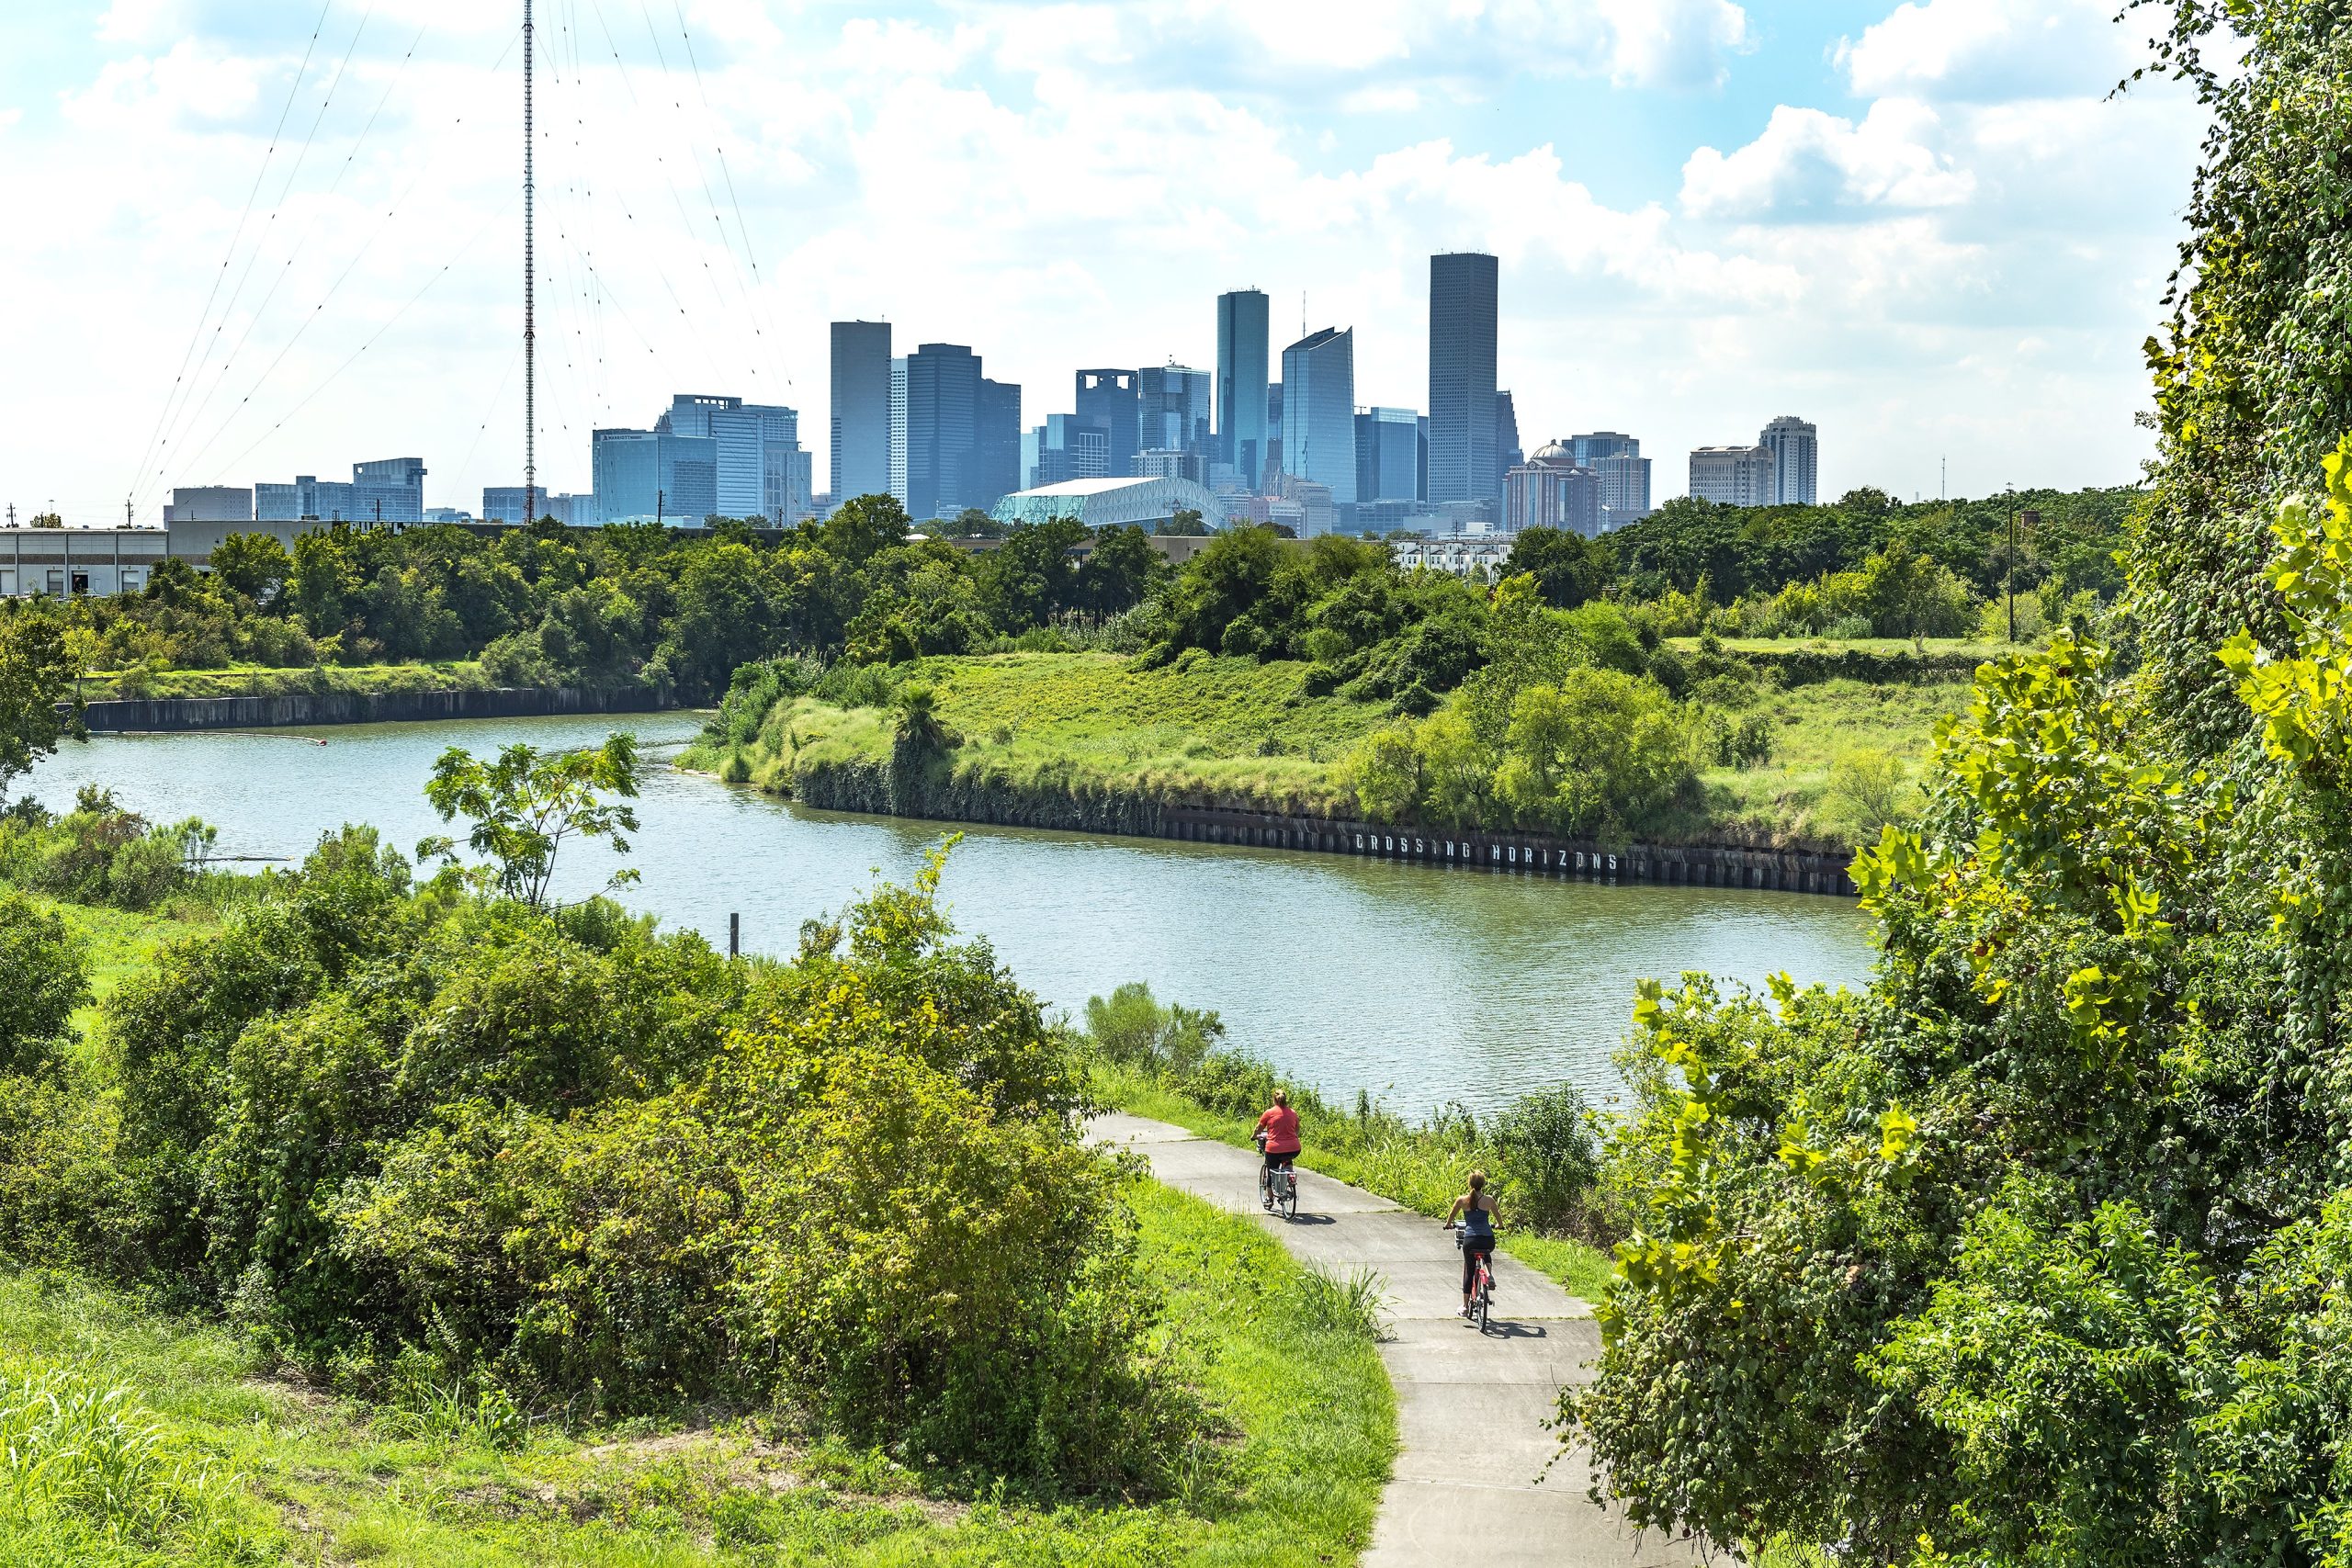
[1253,1089,1301,1209]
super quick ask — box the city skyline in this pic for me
[1,2,2208,523]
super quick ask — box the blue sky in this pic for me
[0,1,2208,522]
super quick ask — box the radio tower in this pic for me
[522,0,537,525]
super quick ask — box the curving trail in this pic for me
[1092,1113,1698,1567]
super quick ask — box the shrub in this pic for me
[0,892,86,1077]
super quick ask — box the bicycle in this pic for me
[1448,1224,1496,1333]
[1256,1136,1299,1222]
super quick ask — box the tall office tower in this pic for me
[1595,453,1653,524]
[830,321,893,502]
[1353,407,1422,504]
[1571,431,1640,468]
[1280,328,1357,506]
[1264,383,1283,479]
[1495,391,1521,495]
[593,427,718,522]
[709,401,805,521]
[905,344,982,520]
[1216,289,1272,486]
[972,378,1023,511]
[1689,445,1778,507]
[1139,364,1214,456]
[1758,415,1819,505]
[888,357,910,507]
[349,457,427,523]
[1075,370,1141,476]
[1428,252,1499,504]
[1027,413,1111,488]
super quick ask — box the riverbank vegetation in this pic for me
[1569,6,2352,1562]
[687,634,1962,849]
[0,736,1398,1562]
[1084,984,1617,1303]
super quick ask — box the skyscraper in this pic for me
[830,321,892,502]
[1075,370,1141,477]
[1216,289,1271,486]
[593,428,716,523]
[973,378,1023,512]
[1689,446,1777,507]
[1758,415,1819,505]
[1571,431,1640,468]
[1354,407,1421,504]
[1139,364,1213,456]
[660,395,806,522]
[888,357,910,507]
[1280,327,1356,509]
[905,344,981,521]
[1428,253,1499,505]
[1495,390,1521,496]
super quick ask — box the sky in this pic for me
[0,0,2211,524]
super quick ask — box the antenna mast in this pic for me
[523,0,537,524]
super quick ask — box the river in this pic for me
[21,713,1879,1115]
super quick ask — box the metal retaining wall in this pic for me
[1160,805,1857,897]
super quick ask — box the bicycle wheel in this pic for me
[1281,1172,1298,1220]
[1476,1269,1491,1333]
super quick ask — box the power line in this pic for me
[126,0,336,513]
[146,17,424,507]
[165,28,527,491]
[209,191,524,484]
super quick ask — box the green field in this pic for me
[0,1179,1392,1567]
[698,652,1390,815]
[695,652,1965,848]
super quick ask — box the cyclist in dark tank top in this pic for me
[1445,1171,1500,1318]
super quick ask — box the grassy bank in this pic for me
[691,651,1387,813]
[690,650,1962,849]
[0,1179,1391,1567]
[74,660,505,703]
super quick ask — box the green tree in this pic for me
[1503,526,1611,609]
[0,614,82,803]
[1344,722,1424,822]
[208,532,293,604]
[421,734,641,908]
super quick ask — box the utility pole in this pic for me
[522,0,537,527]
[656,487,664,528]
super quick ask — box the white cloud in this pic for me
[1835,0,2139,102]
[973,0,1755,94]
[1681,98,1973,220]
[0,0,2206,520]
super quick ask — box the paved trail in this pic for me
[1093,1113,1696,1568]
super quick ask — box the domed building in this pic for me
[1505,439,1603,537]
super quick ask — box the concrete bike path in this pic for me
[1092,1112,1696,1568]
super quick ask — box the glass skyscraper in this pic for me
[830,321,892,503]
[1075,370,1140,477]
[1216,289,1271,487]
[1428,253,1499,505]
[1280,327,1356,506]
[1759,415,1820,505]
[1354,407,1421,504]
[1138,365,1213,457]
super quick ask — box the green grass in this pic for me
[1668,635,2011,660]
[74,660,506,702]
[1685,678,1969,845]
[703,652,1389,814]
[1100,1066,1617,1305]
[693,651,1970,850]
[0,1179,1393,1566]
